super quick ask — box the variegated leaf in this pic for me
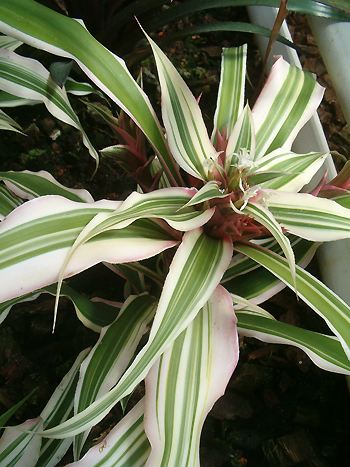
[212,45,246,141]
[0,418,42,467]
[69,399,150,467]
[0,49,99,166]
[0,196,179,303]
[265,190,350,241]
[252,57,324,158]
[0,183,22,220]
[37,348,90,467]
[235,243,350,360]
[73,294,156,458]
[144,285,238,466]
[235,301,350,375]
[226,104,255,160]
[0,170,94,203]
[0,0,182,185]
[0,35,22,51]
[41,229,232,438]
[0,108,23,133]
[251,149,328,191]
[144,28,217,180]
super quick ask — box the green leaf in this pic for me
[49,60,74,88]
[235,242,350,359]
[147,0,350,30]
[0,0,182,185]
[0,389,36,429]
[212,45,247,141]
[41,229,232,438]
[0,35,22,51]
[226,104,255,160]
[144,286,238,466]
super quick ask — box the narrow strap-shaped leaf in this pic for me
[181,181,227,208]
[265,189,350,241]
[235,242,350,359]
[0,0,181,185]
[73,295,156,458]
[236,306,350,375]
[0,90,38,107]
[0,183,22,220]
[144,285,238,467]
[223,237,318,304]
[252,149,328,192]
[0,35,22,51]
[0,389,36,429]
[226,104,255,159]
[0,170,94,203]
[0,197,178,303]
[0,108,23,133]
[37,348,90,467]
[41,230,232,438]
[243,201,296,283]
[144,28,217,180]
[69,399,150,467]
[147,1,350,30]
[0,283,119,331]
[212,45,246,141]
[0,418,42,467]
[252,57,324,158]
[0,49,99,166]
[64,77,96,96]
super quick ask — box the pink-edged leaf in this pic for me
[252,57,324,158]
[41,229,233,438]
[144,285,238,466]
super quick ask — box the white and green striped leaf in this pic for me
[212,45,246,141]
[69,399,150,467]
[0,283,119,331]
[0,170,94,203]
[0,35,22,51]
[0,90,37,107]
[181,181,227,208]
[37,348,90,467]
[73,294,156,458]
[0,108,23,133]
[235,243,350,360]
[41,229,232,438]
[226,104,255,159]
[251,149,328,191]
[0,0,182,185]
[0,49,99,165]
[0,418,42,467]
[65,77,96,96]
[235,305,350,375]
[144,28,217,180]
[243,202,296,284]
[223,237,319,305]
[144,285,238,467]
[265,190,350,241]
[0,183,22,220]
[0,196,179,304]
[252,57,324,158]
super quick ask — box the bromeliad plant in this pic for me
[1,1,350,465]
